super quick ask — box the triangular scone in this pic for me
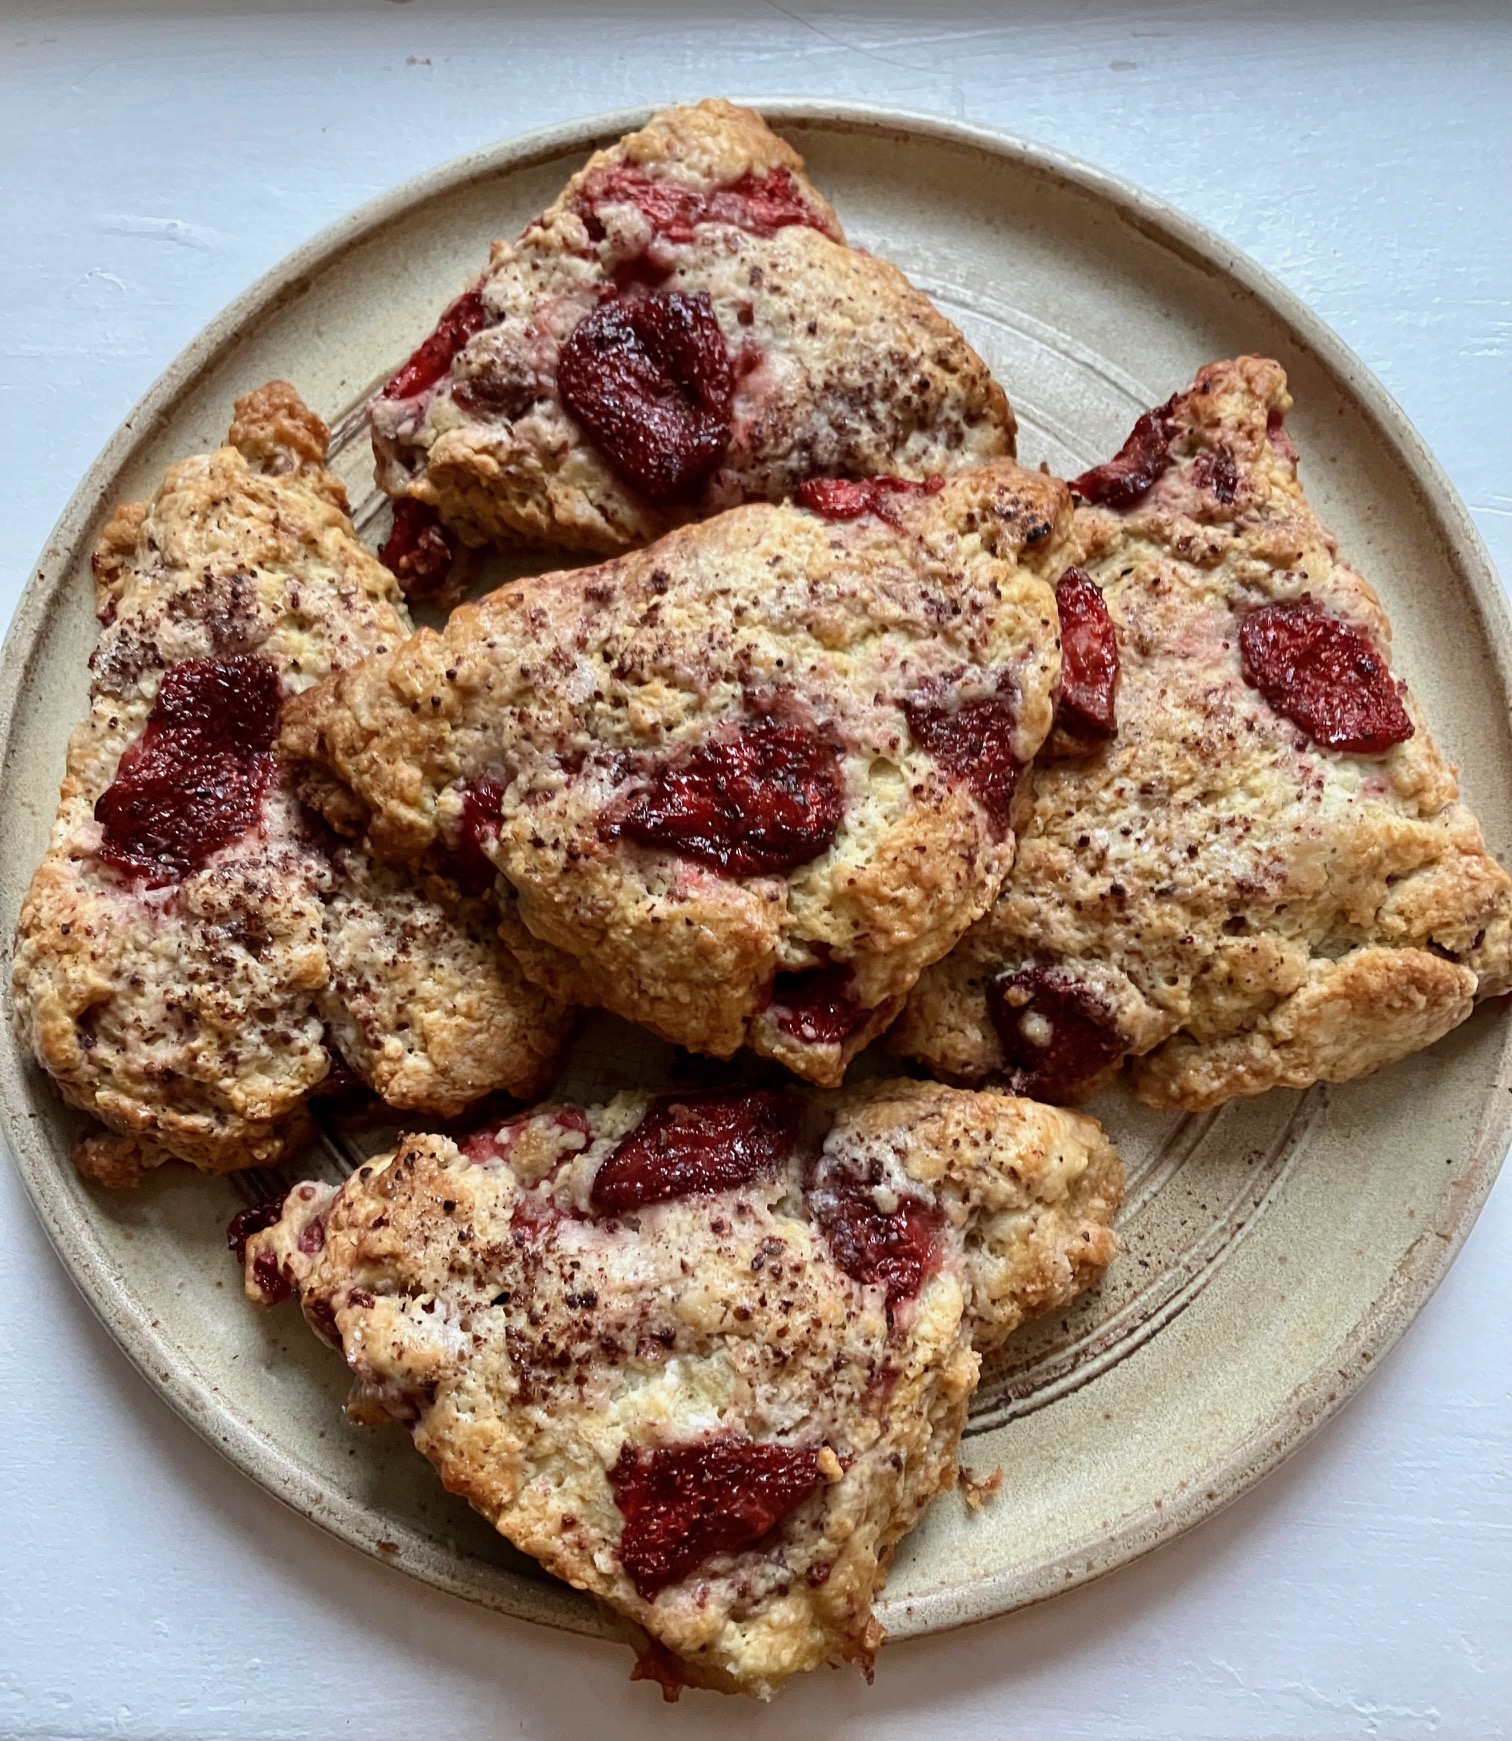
[894,357,1512,1109]
[280,463,1072,1084]
[370,98,1015,580]
[244,1079,1120,1697]
[10,385,570,1186]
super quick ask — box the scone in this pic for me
[10,384,569,1185]
[314,842,565,1121]
[280,463,1072,1084]
[370,98,1014,583]
[243,1078,1121,1697]
[894,357,1512,1108]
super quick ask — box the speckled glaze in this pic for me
[2,103,1509,1650]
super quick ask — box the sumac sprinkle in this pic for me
[556,288,733,505]
[1192,443,1239,504]
[609,1433,823,1598]
[795,474,944,526]
[380,287,488,402]
[379,498,453,597]
[1054,567,1119,744]
[1238,597,1413,755]
[226,1193,289,1264]
[988,966,1126,1102]
[813,1171,942,1309]
[904,689,1021,833]
[1071,395,1179,509]
[95,654,282,885]
[590,1088,799,1214]
[574,163,832,246]
[768,964,868,1047]
[603,719,844,876]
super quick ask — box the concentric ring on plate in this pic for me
[1,101,1508,1649]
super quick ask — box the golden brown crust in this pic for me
[71,1128,203,1191]
[227,379,338,484]
[281,464,1072,1081]
[373,99,1014,555]
[895,357,1512,1109]
[11,384,568,1181]
[248,1079,1120,1696]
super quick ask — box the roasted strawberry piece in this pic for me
[1239,596,1413,755]
[95,655,281,885]
[767,965,869,1047]
[1053,567,1120,746]
[589,1088,799,1213]
[988,967,1127,1103]
[795,474,943,525]
[1070,395,1178,509]
[557,289,734,505]
[904,689,1021,833]
[609,1435,824,1598]
[380,286,489,404]
[603,720,844,877]
[378,498,454,597]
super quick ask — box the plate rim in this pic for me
[3,96,1509,1646]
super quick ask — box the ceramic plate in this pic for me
[3,102,1509,1646]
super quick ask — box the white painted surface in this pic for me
[2,3,1509,1736]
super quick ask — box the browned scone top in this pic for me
[10,384,569,1186]
[895,357,1512,1110]
[245,1078,1121,1698]
[371,98,1015,569]
[281,463,1072,1083]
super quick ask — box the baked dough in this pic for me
[10,384,569,1184]
[280,462,1071,1084]
[894,357,1512,1108]
[316,844,566,1120]
[245,1078,1120,1697]
[371,99,1014,566]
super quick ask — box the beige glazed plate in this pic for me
[3,102,1511,1649]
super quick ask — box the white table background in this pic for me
[2,4,1509,1737]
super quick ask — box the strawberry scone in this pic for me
[280,463,1072,1085]
[895,357,1512,1108]
[10,385,569,1185]
[369,98,1014,587]
[244,1078,1121,1697]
